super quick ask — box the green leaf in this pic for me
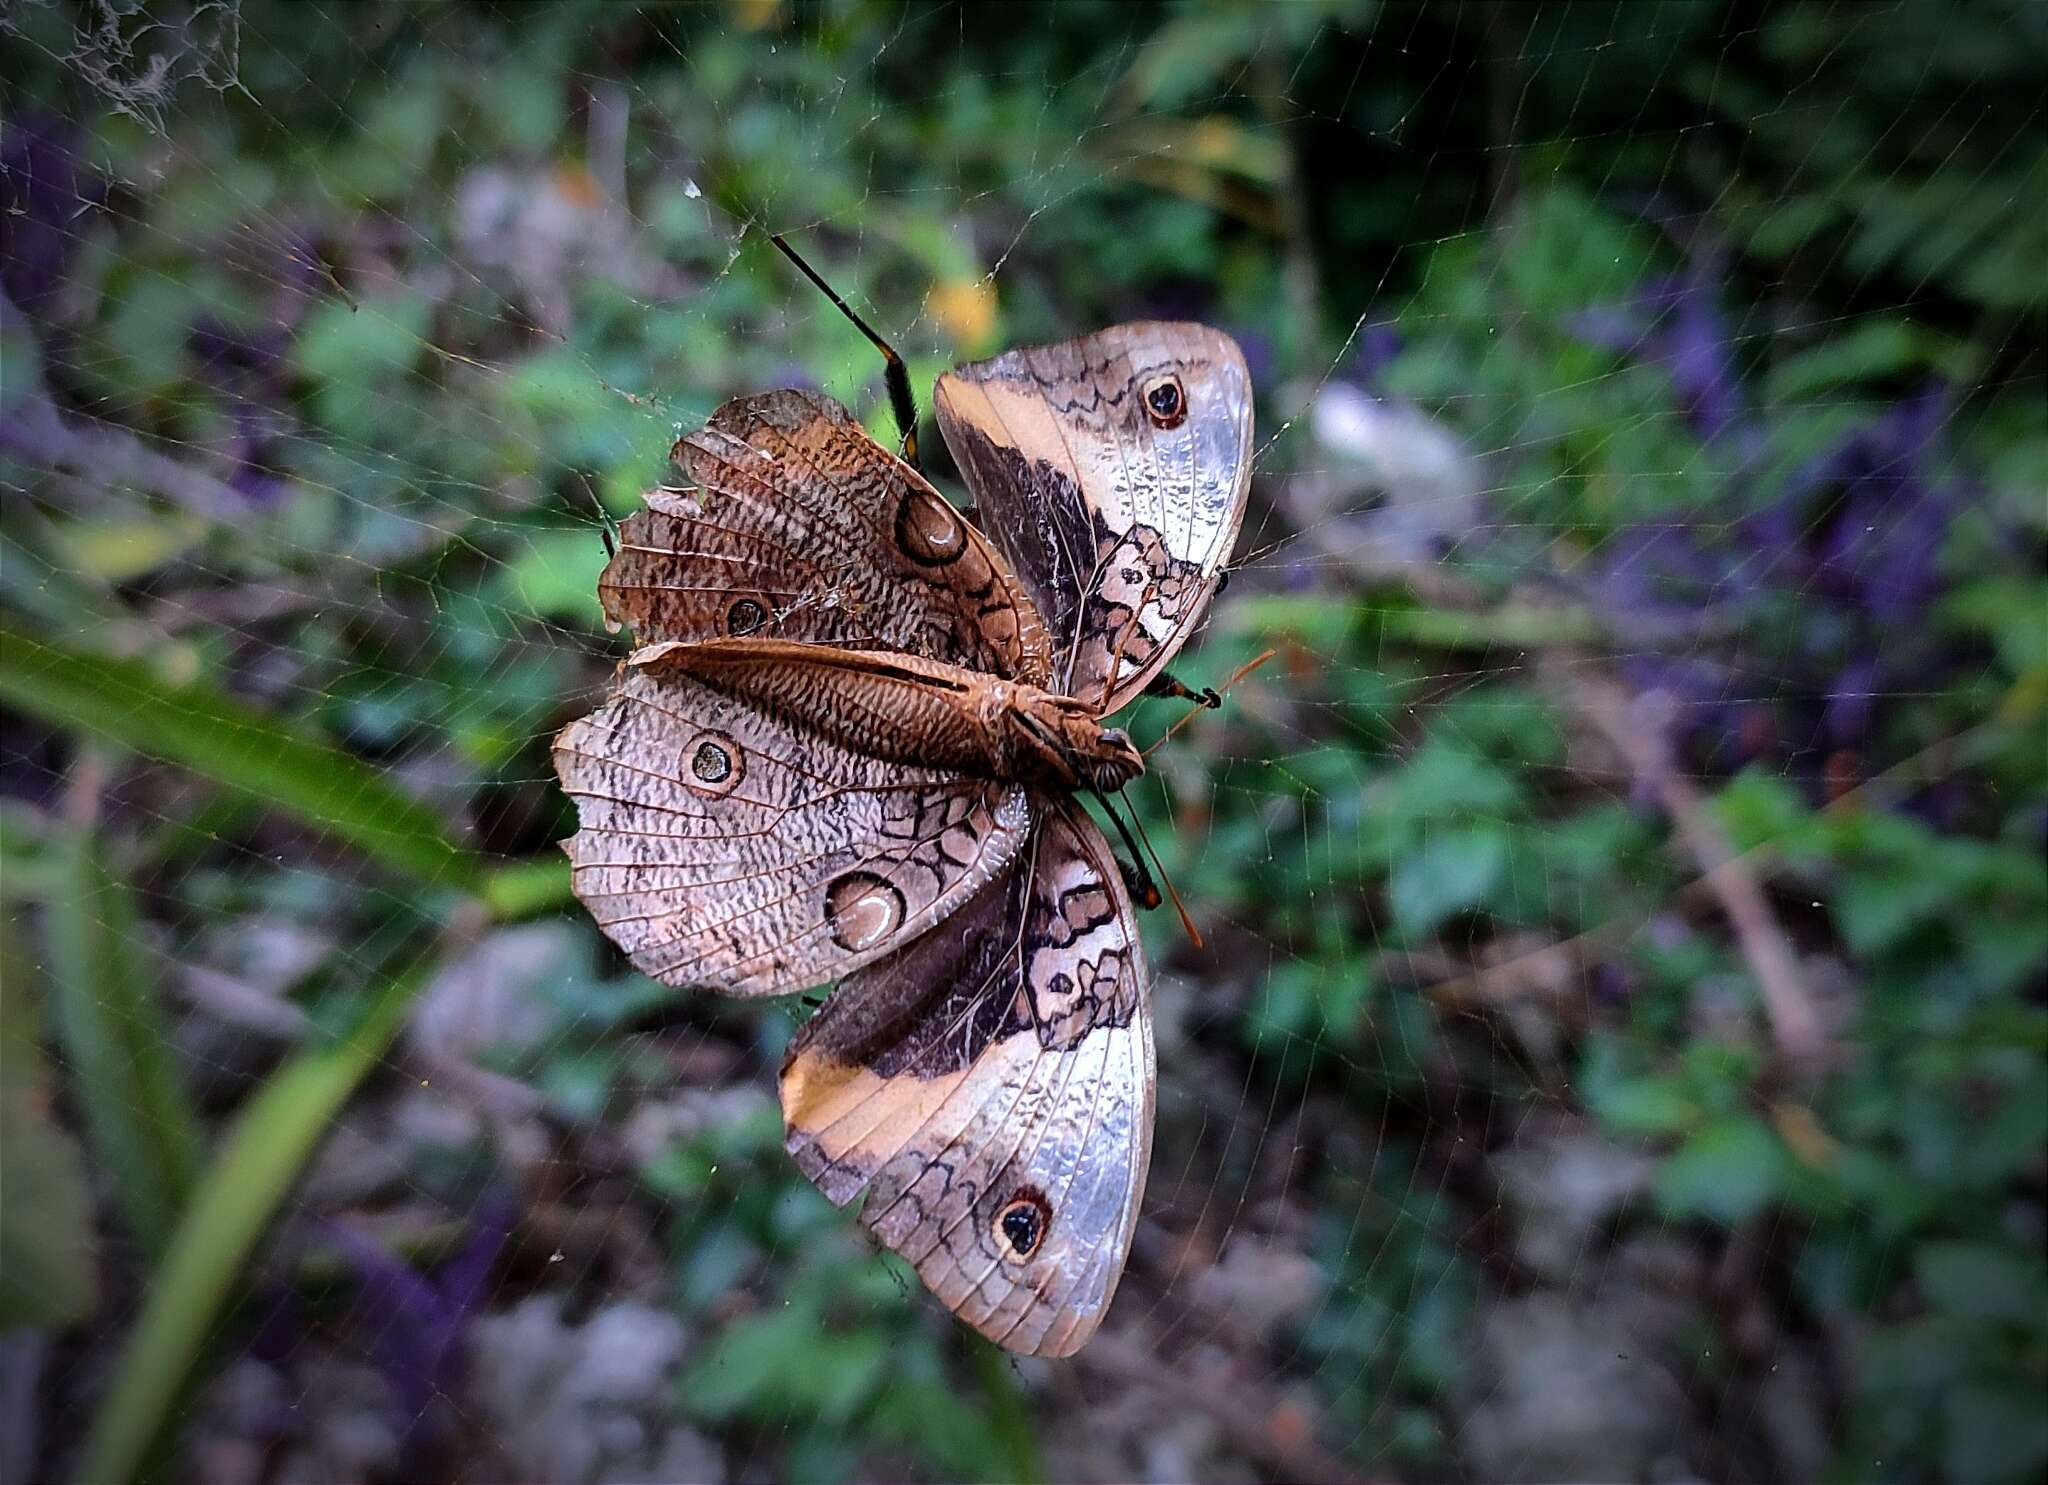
[1387,743,1523,826]
[1371,600,1605,651]
[1223,592,1359,652]
[294,290,434,429]
[1834,830,1993,959]
[1588,1074,1700,1137]
[1944,1380,2048,1485]
[491,528,610,625]
[680,1304,824,1422]
[294,295,433,384]
[1712,769,1817,856]
[42,828,205,1259]
[1763,317,1955,403]
[1653,1115,1791,1226]
[47,512,207,585]
[0,623,477,886]
[95,275,199,401]
[79,961,425,1485]
[1916,1241,2048,1322]
[1388,826,1508,939]
[1944,576,2048,678]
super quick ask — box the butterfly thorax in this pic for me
[990,683,1144,794]
[640,636,1142,795]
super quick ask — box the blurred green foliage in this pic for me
[2,1,2043,1482]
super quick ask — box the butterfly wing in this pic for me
[602,390,1051,683]
[553,641,1032,996]
[780,799,1153,1356]
[933,322,1252,712]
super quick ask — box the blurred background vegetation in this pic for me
[2,1,2043,1482]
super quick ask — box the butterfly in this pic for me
[553,304,1251,1356]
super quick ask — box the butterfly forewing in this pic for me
[932,322,1252,713]
[779,801,1153,1357]
[602,390,1052,683]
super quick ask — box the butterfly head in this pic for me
[1051,711,1144,793]
[1081,726,1144,792]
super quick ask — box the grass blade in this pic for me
[0,912,99,1329]
[480,854,574,920]
[75,960,424,1485]
[41,828,205,1259]
[0,623,476,886]
[967,1336,1046,1485]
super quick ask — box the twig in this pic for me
[1,398,256,522]
[149,578,331,633]
[1404,938,1589,1012]
[0,1333,49,1485]
[1414,715,2012,1015]
[1562,667,1826,1064]
[174,964,311,1040]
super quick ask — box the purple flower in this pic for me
[1569,271,1746,444]
[322,1193,518,1461]
[189,317,289,384]
[1351,320,1404,392]
[187,318,297,506]
[0,111,104,321]
[1823,655,1882,750]
[1804,384,1955,626]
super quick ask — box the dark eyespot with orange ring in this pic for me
[681,730,743,797]
[1143,374,1187,428]
[996,1187,1051,1259]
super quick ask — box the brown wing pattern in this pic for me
[933,322,1251,712]
[601,390,1051,683]
[553,641,1032,997]
[779,801,1152,1356]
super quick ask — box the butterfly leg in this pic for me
[1116,856,1162,912]
[1090,790,1163,911]
[1144,670,1222,710]
[574,477,620,559]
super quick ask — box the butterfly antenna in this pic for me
[769,232,922,471]
[1141,647,1278,760]
[1122,790,1203,949]
[1097,622,1145,713]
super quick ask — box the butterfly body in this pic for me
[644,636,1144,796]
[555,322,1251,1354]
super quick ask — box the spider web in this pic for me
[4,3,2044,1483]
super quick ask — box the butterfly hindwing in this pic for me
[553,640,1032,996]
[780,800,1153,1357]
[602,390,1052,683]
[932,322,1252,712]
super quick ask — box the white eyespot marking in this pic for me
[896,488,966,566]
[824,872,906,951]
